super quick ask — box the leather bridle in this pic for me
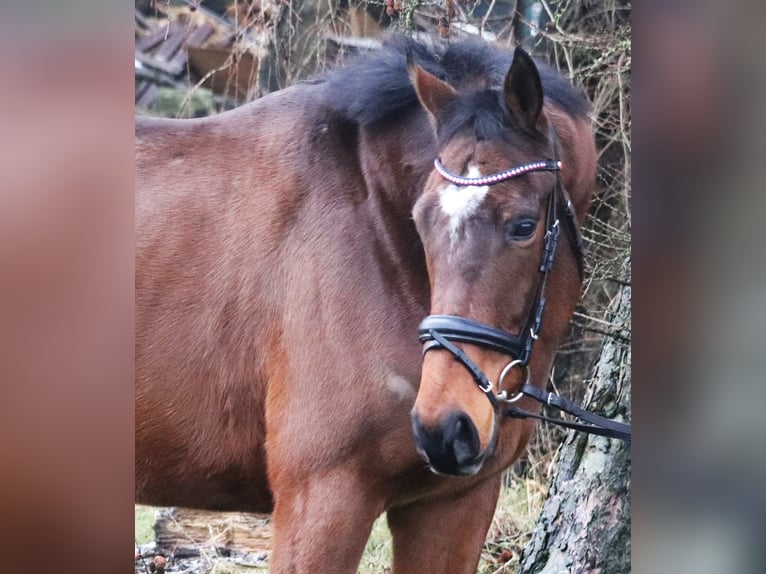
[418,131,631,442]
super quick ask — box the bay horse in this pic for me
[136,35,597,573]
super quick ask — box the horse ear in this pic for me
[504,47,546,132]
[409,64,457,126]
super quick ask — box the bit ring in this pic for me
[496,360,529,403]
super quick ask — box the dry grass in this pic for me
[477,474,549,573]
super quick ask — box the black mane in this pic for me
[323,35,590,130]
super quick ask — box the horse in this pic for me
[135,35,598,573]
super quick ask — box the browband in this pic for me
[433,158,561,187]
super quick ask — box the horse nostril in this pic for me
[447,412,480,467]
[410,409,483,474]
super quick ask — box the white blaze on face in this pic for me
[438,164,489,244]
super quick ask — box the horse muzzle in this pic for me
[410,409,495,476]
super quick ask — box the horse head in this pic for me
[409,48,588,476]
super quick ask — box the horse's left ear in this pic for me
[409,64,457,127]
[504,47,547,133]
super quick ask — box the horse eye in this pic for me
[506,219,538,241]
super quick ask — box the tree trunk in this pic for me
[519,279,631,574]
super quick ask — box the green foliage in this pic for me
[138,86,216,119]
[358,515,394,574]
[134,504,157,545]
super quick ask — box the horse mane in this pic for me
[323,35,590,128]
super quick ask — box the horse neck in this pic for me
[357,107,436,216]
[355,108,435,307]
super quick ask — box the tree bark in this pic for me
[519,278,631,574]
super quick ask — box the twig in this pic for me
[175,56,238,118]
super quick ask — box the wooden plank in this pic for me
[154,507,272,557]
[135,52,183,78]
[325,33,382,51]
[136,24,170,53]
[186,22,215,48]
[163,22,216,77]
[186,45,259,99]
[135,81,148,101]
[154,20,188,64]
[135,8,152,31]
[136,83,158,109]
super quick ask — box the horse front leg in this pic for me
[387,473,502,574]
[268,466,382,574]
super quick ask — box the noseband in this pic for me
[418,132,631,442]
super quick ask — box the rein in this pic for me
[418,132,631,442]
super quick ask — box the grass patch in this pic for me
[358,514,393,574]
[135,504,158,545]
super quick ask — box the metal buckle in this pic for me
[478,379,493,394]
[544,219,560,241]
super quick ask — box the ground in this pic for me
[134,470,548,574]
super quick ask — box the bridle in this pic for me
[418,130,631,442]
